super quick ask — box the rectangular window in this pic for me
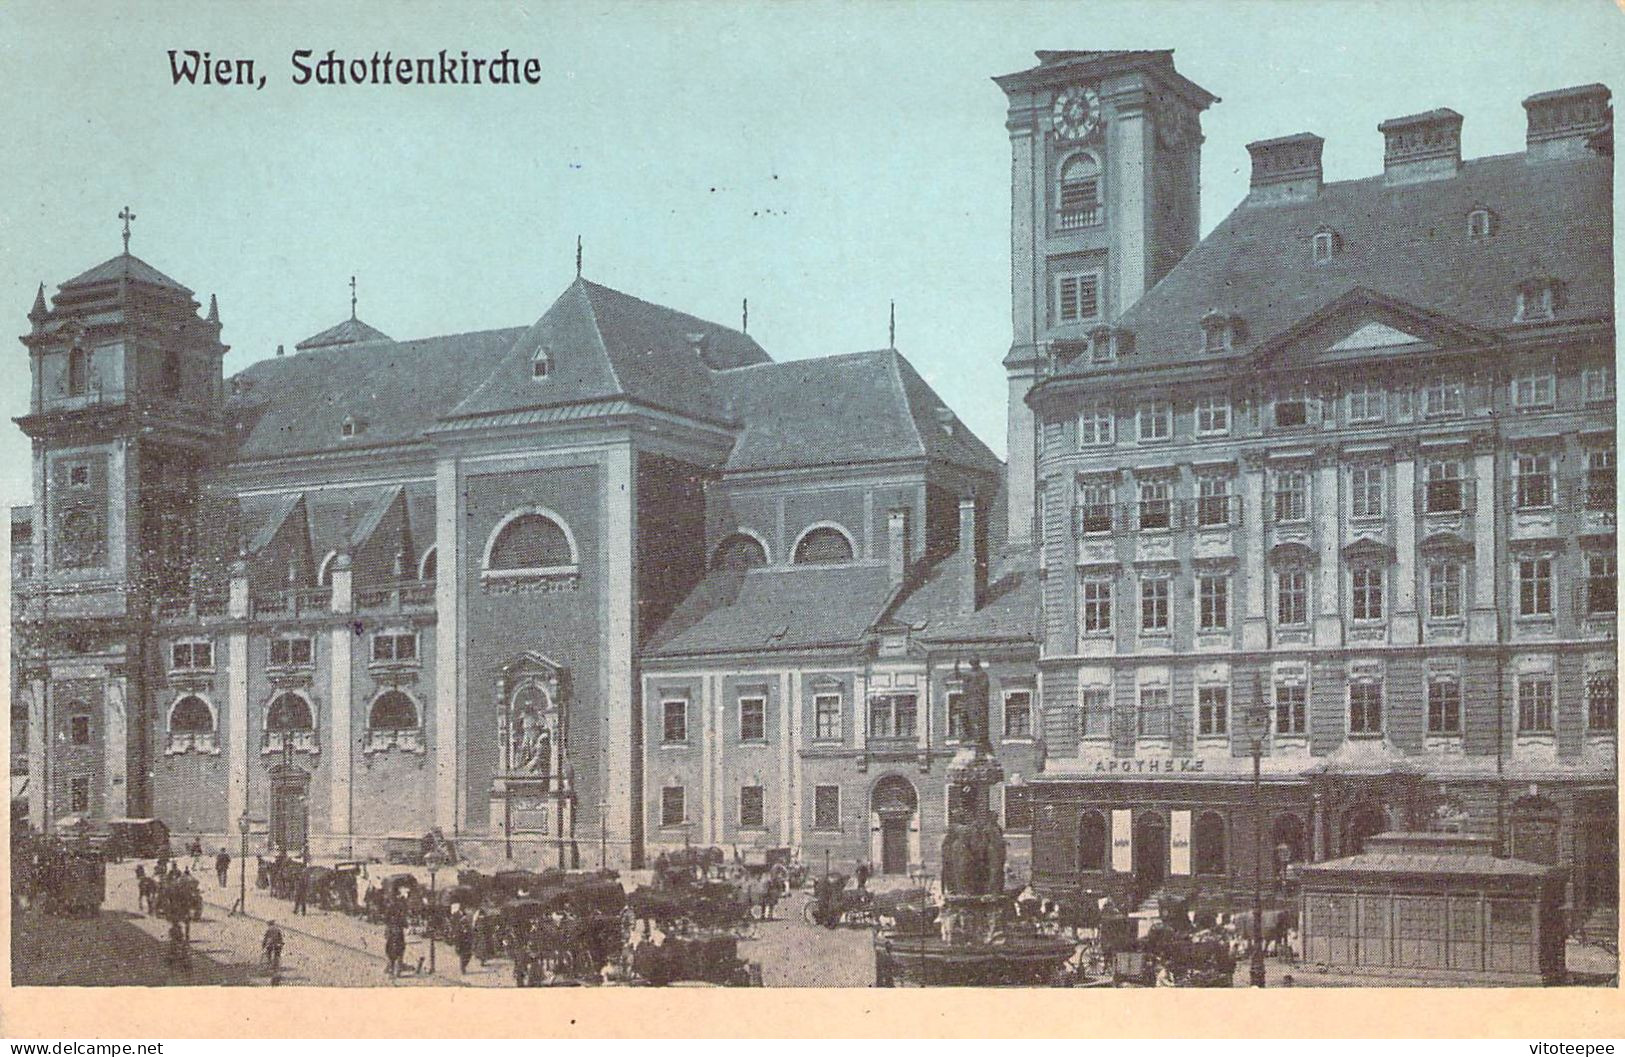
[1076,480,1114,534]
[70,714,91,745]
[1347,383,1386,423]
[1424,378,1465,418]
[1138,401,1172,443]
[1351,567,1384,621]
[1350,465,1384,519]
[1137,687,1170,739]
[813,785,841,830]
[1273,471,1308,523]
[1518,558,1553,617]
[1587,554,1617,614]
[1003,690,1034,739]
[1275,685,1307,735]
[171,640,213,671]
[1349,682,1383,736]
[1517,675,1554,733]
[1198,686,1229,737]
[1277,569,1309,626]
[1587,449,1616,510]
[868,693,918,739]
[1081,578,1113,634]
[269,637,313,667]
[1515,454,1554,509]
[70,776,90,814]
[1512,372,1556,410]
[813,693,842,741]
[1138,479,1172,529]
[1079,687,1111,739]
[1427,679,1462,735]
[1196,476,1232,527]
[371,631,417,663]
[738,695,766,742]
[661,699,688,743]
[1057,273,1101,324]
[1275,392,1309,429]
[1077,403,1114,447]
[946,691,966,741]
[68,463,91,488]
[1587,674,1618,732]
[1195,395,1230,436]
[1425,461,1464,513]
[1584,366,1615,404]
[1197,574,1229,632]
[739,786,765,829]
[1140,578,1170,633]
[661,786,686,827]
[1427,561,1463,620]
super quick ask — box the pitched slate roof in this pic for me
[643,565,898,657]
[444,279,768,425]
[887,550,1040,645]
[295,316,393,351]
[1047,150,1612,384]
[228,326,527,459]
[719,350,1002,475]
[60,253,192,293]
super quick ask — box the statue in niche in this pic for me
[509,684,553,776]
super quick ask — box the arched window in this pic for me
[713,533,768,571]
[317,551,338,587]
[1078,810,1107,872]
[418,546,437,581]
[793,525,854,565]
[266,692,314,732]
[169,695,215,734]
[368,690,418,731]
[67,347,88,396]
[1467,207,1495,240]
[1194,811,1227,875]
[1058,153,1102,229]
[1312,228,1340,263]
[485,509,576,572]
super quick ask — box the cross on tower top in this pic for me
[118,206,136,254]
[350,275,357,320]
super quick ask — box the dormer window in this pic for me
[532,346,551,380]
[341,415,358,438]
[1515,278,1560,322]
[1467,207,1495,241]
[1089,325,1115,363]
[1200,310,1240,352]
[1311,228,1340,263]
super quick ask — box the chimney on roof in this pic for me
[1245,133,1323,204]
[1523,84,1612,162]
[887,508,909,587]
[1379,108,1463,185]
[957,496,986,615]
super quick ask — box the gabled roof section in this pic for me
[445,278,769,425]
[720,349,1002,475]
[1046,150,1612,385]
[295,316,393,351]
[644,565,897,657]
[245,492,305,555]
[1253,286,1502,368]
[228,326,526,459]
[886,550,1040,645]
[60,253,192,294]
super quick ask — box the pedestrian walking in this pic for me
[293,869,309,915]
[384,914,407,980]
[454,911,474,974]
[215,848,231,888]
[261,920,284,982]
[134,863,148,912]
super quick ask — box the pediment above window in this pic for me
[1268,541,1317,565]
[1419,530,1475,557]
[1342,537,1396,564]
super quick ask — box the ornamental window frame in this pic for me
[813,692,843,742]
[1196,475,1233,527]
[1138,478,1173,530]
[1425,459,1465,513]
[365,687,422,732]
[1350,565,1385,622]
[1586,670,1618,733]
[1056,152,1104,229]
[1276,567,1310,627]
[1517,556,1554,618]
[1275,681,1308,736]
[1080,576,1114,635]
[1197,573,1229,632]
[1514,453,1555,510]
[1139,575,1171,633]
[1077,401,1114,447]
[1516,673,1555,734]
[1427,560,1464,620]
[1076,478,1115,535]
[1272,470,1309,523]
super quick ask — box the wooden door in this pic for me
[881,817,909,874]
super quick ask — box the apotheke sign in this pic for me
[1093,758,1206,774]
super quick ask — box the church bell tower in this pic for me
[15,210,227,826]
[993,51,1217,546]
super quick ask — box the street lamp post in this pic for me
[235,813,251,916]
[425,848,445,974]
[1250,732,1267,988]
[599,799,608,870]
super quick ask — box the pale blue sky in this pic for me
[0,0,1619,507]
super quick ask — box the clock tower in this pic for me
[15,223,227,826]
[993,51,1217,545]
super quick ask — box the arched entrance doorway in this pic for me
[871,775,918,875]
[269,765,310,854]
[1341,802,1387,856]
[1133,812,1168,894]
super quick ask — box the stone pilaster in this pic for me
[227,562,250,830]
[1470,442,1499,641]
[103,673,128,818]
[433,456,460,834]
[328,556,353,852]
[1392,441,1419,644]
[1241,452,1269,650]
[1314,447,1343,645]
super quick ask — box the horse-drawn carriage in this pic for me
[500,879,629,985]
[16,837,106,917]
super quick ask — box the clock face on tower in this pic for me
[1052,84,1102,142]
